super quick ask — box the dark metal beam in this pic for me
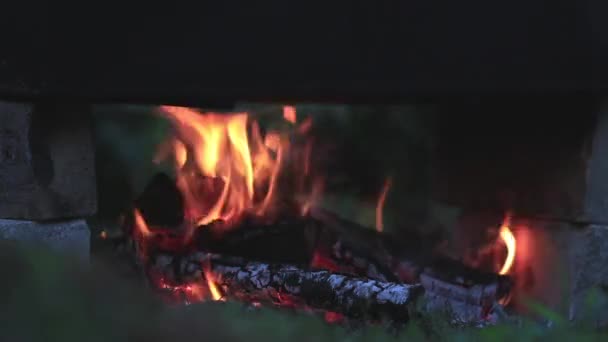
[0,1,599,105]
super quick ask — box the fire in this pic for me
[133,208,152,238]
[283,106,297,124]
[498,216,516,275]
[204,268,224,301]
[375,177,392,233]
[157,105,318,237]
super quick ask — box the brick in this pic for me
[569,224,608,323]
[0,101,97,219]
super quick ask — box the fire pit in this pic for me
[92,98,608,329]
[0,2,606,333]
[91,104,523,327]
[2,97,608,330]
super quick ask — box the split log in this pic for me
[421,273,497,323]
[206,254,423,323]
[125,173,513,323]
[196,215,320,266]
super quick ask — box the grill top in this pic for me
[0,1,603,106]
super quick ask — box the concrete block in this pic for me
[0,101,97,219]
[569,224,608,323]
[0,219,90,262]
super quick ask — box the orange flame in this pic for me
[498,216,516,275]
[205,272,223,301]
[157,105,316,239]
[132,208,153,262]
[133,208,152,238]
[375,177,392,233]
[203,260,224,301]
[283,106,297,124]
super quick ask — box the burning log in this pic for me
[192,206,439,283]
[123,171,513,324]
[195,215,320,266]
[421,273,499,323]
[151,252,424,323]
[108,102,521,328]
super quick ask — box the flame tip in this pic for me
[498,222,516,275]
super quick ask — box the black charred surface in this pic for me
[196,216,320,266]
[424,257,513,300]
[134,173,184,228]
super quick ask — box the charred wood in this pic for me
[153,252,424,323]
[195,215,320,266]
[124,173,513,324]
[134,173,184,228]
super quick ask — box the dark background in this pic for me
[0,1,602,105]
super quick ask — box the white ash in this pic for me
[245,264,271,288]
[327,274,346,289]
[352,280,382,298]
[377,284,409,305]
[236,270,249,282]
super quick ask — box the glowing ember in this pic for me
[498,216,516,275]
[157,279,206,304]
[310,248,341,272]
[375,177,392,233]
[324,311,344,324]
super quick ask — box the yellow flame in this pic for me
[203,266,224,301]
[155,105,319,239]
[206,277,223,301]
[173,139,188,170]
[498,223,516,275]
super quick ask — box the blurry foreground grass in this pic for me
[0,241,607,341]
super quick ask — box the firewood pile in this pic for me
[109,172,513,327]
